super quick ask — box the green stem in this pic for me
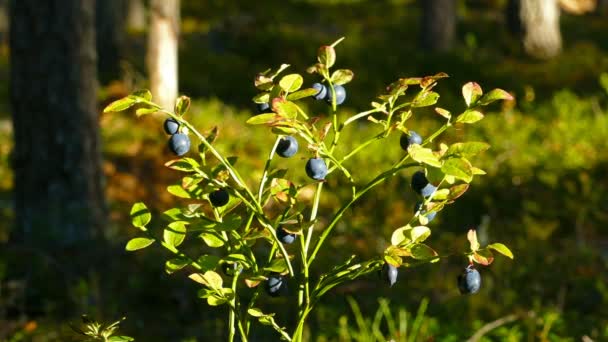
[342,108,381,127]
[258,137,281,202]
[307,163,418,267]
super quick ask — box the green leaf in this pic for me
[103,97,138,113]
[410,244,438,260]
[189,271,223,289]
[408,145,442,167]
[207,295,228,306]
[487,243,514,259]
[125,237,155,251]
[135,107,158,116]
[456,110,484,124]
[165,256,191,274]
[167,185,192,199]
[174,95,191,116]
[446,142,490,158]
[196,255,221,271]
[384,254,402,267]
[318,45,336,68]
[164,221,187,247]
[200,232,225,247]
[108,337,134,342]
[462,82,483,107]
[252,92,271,104]
[264,258,288,273]
[272,100,299,119]
[478,88,514,106]
[246,113,281,125]
[165,157,200,172]
[412,91,439,107]
[286,87,319,101]
[248,308,265,317]
[446,184,469,202]
[130,202,151,229]
[132,89,152,101]
[391,226,431,246]
[279,74,304,92]
[331,69,354,85]
[441,157,473,183]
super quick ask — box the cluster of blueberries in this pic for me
[382,131,481,294]
[164,118,191,157]
[164,118,230,208]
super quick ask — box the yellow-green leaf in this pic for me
[125,237,155,251]
[456,110,484,124]
[164,221,187,247]
[130,202,151,229]
[441,157,473,183]
[279,74,303,92]
[487,243,514,259]
[408,145,442,167]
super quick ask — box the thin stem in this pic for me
[342,108,381,127]
[258,137,281,202]
[307,163,418,267]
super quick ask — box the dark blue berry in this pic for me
[257,102,270,113]
[325,84,346,105]
[276,136,298,158]
[384,263,399,287]
[414,201,436,223]
[305,158,328,180]
[168,133,191,156]
[458,266,481,294]
[209,188,229,207]
[411,171,436,198]
[312,83,327,100]
[400,131,423,150]
[277,226,296,244]
[164,118,180,135]
[266,274,287,297]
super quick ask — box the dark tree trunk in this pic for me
[96,0,127,84]
[9,0,106,248]
[420,0,457,52]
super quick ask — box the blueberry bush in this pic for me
[103,38,514,341]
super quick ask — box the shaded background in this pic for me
[1,0,607,340]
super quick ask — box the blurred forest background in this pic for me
[1,0,608,341]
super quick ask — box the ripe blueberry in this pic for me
[411,171,436,198]
[305,158,328,180]
[414,201,436,223]
[400,131,422,151]
[277,226,296,244]
[257,102,270,113]
[312,83,327,100]
[458,265,481,294]
[276,136,299,158]
[266,274,287,297]
[383,263,399,287]
[209,188,229,207]
[163,118,180,135]
[325,84,346,105]
[168,133,191,156]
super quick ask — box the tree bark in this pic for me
[9,0,106,247]
[96,0,127,84]
[420,0,457,52]
[518,0,563,59]
[147,0,179,110]
[126,0,147,32]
